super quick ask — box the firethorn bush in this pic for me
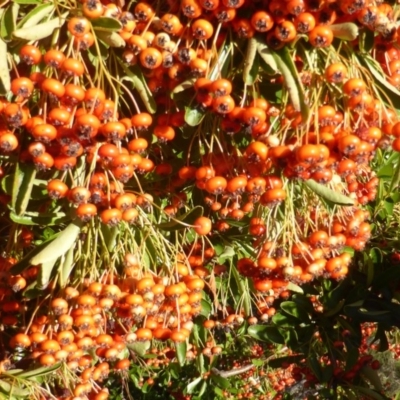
[2,0,400,399]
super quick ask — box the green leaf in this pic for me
[271,47,309,121]
[272,312,300,327]
[209,43,231,81]
[286,282,303,293]
[12,162,37,215]
[127,340,150,356]
[359,28,375,53]
[30,219,83,265]
[12,13,68,41]
[279,327,299,347]
[184,107,205,127]
[9,211,69,226]
[323,299,345,317]
[91,17,122,32]
[243,37,258,85]
[345,339,360,371]
[176,341,187,366]
[267,354,304,369]
[95,30,125,48]
[200,299,211,317]
[198,381,207,397]
[118,61,156,113]
[0,380,30,397]
[344,304,392,323]
[59,246,75,288]
[157,206,203,231]
[0,39,10,92]
[348,385,390,400]
[303,179,354,206]
[211,374,230,389]
[14,0,43,3]
[308,355,323,382]
[255,37,278,75]
[377,163,394,178]
[10,235,58,275]
[360,365,383,392]
[15,363,61,379]
[330,23,359,41]
[172,77,196,94]
[37,258,57,289]
[218,246,235,259]
[101,224,118,252]
[358,55,400,109]
[280,301,310,321]
[187,377,203,394]
[247,325,285,344]
[0,4,18,41]
[2,369,24,375]
[17,3,54,29]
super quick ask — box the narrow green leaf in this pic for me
[187,377,202,394]
[172,77,196,94]
[176,341,187,366]
[198,381,207,397]
[101,224,118,252]
[37,258,57,289]
[267,354,304,369]
[59,246,75,288]
[184,107,205,127]
[2,174,14,195]
[30,219,83,265]
[348,385,390,400]
[2,369,24,375]
[359,29,375,54]
[255,38,278,75]
[10,236,58,275]
[95,30,125,47]
[9,210,69,226]
[12,13,67,41]
[271,47,309,121]
[309,355,324,382]
[0,4,18,41]
[323,299,345,317]
[303,179,355,206]
[17,3,54,29]
[389,155,400,193]
[91,17,122,32]
[13,0,42,3]
[330,23,359,41]
[345,340,360,371]
[358,55,400,109]
[118,61,156,113]
[0,39,10,92]
[243,37,257,85]
[15,363,61,379]
[12,162,37,215]
[209,43,231,81]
